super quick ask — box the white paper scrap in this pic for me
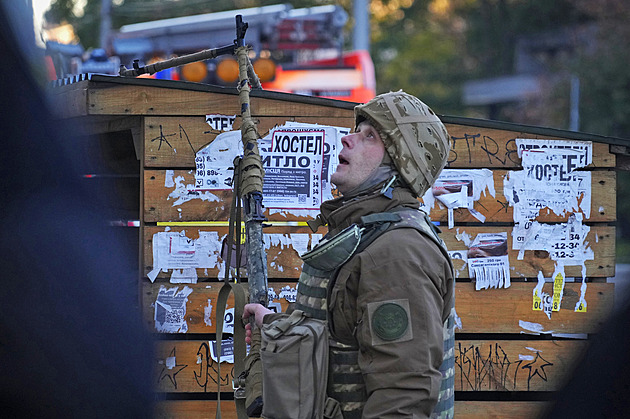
[165,170,175,188]
[147,267,161,283]
[152,230,223,272]
[455,228,473,247]
[575,279,588,312]
[447,250,468,279]
[512,215,594,268]
[541,292,553,319]
[267,287,279,302]
[519,320,554,335]
[422,169,495,228]
[533,271,545,312]
[204,300,213,327]
[222,307,235,335]
[167,173,221,206]
[165,356,176,369]
[170,267,198,284]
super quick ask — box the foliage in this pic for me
[45,0,629,134]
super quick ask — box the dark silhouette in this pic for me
[0,4,154,418]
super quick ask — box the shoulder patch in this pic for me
[367,299,413,345]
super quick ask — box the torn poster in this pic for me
[209,338,235,364]
[515,138,592,166]
[533,271,545,312]
[149,230,223,282]
[195,130,242,190]
[551,264,566,312]
[262,126,326,209]
[264,286,297,314]
[533,266,566,319]
[447,250,468,279]
[512,214,594,269]
[154,285,193,333]
[264,233,322,257]
[193,122,347,210]
[205,114,237,132]
[267,285,297,305]
[504,139,592,221]
[168,171,221,207]
[467,232,511,290]
[278,285,297,303]
[575,279,588,312]
[421,169,495,229]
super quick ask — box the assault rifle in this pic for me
[120,16,268,418]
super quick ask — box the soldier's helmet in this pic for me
[354,91,450,197]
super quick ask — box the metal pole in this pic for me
[100,0,112,52]
[353,0,370,52]
[570,75,580,131]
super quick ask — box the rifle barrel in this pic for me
[119,44,236,77]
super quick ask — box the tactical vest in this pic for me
[295,208,455,419]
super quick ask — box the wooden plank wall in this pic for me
[56,81,616,418]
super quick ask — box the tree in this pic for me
[46,0,260,49]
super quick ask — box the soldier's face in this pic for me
[331,121,385,195]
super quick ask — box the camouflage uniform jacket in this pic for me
[319,186,454,418]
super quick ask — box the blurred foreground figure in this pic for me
[0,4,154,418]
[544,297,630,418]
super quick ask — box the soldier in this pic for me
[244,91,455,418]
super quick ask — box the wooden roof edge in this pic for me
[440,114,630,148]
[49,74,629,148]
[48,73,358,111]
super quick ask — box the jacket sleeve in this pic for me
[329,229,451,418]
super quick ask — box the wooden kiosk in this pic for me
[50,74,623,418]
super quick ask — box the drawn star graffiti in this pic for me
[157,347,188,389]
[519,352,553,391]
[456,343,555,391]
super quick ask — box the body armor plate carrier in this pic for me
[295,208,455,419]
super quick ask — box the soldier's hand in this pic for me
[242,303,273,344]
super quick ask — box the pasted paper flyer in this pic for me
[504,139,592,222]
[149,230,223,282]
[194,122,347,209]
[467,232,511,290]
[154,286,193,333]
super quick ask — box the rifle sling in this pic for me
[216,158,248,419]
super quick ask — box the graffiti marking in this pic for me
[158,347,188,389]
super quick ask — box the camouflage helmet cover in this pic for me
[354,91,450,197]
